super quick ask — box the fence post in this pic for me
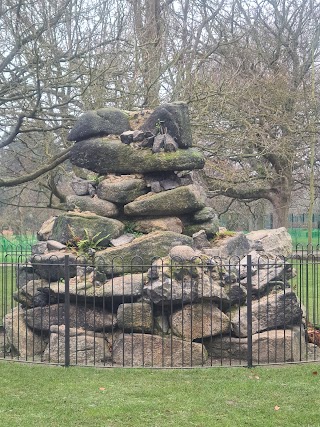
[64,255,70,367]
[246,254,253,368]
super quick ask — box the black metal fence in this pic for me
[0,253,319,368]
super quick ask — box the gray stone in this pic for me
[120,130,134,144]
[205,327,307,363]
[170,303,231,340]
[240,263,293,295]
[144,276,198,305]
[50,212,125,246]
[66,195,119,218]
[71,179,90,195]
[164,134,178,152]
[95,231,193,276]
[169,245,198,262]
[32,242,48,255]
[47,240,66,251]
[192,207,217,223]
[16,264,41,289]
[132,217,183,234]
[154,314,170,334]
[31,251,80,281]
[183,218,219,238]
[232,290,303,337]
[43,325,112,365]
[246,227,292,258]
[4,307,47,357]
[69,139,205,174]
[14,280,59,308]
[47,273,144,303]
[196,274,230,306]
[124,185,206,217]
[140,102,193,149]
[110,234,135,246]
[117,302,153,332]
[37,216,56,241]
[152,134,165,153]
[192,230,212,249]
[68,108,130,142]
[25,303,115,333]
[224,283,247,306]
[97,176,147,204]
[112,333,207,367]
[204,232,250,260]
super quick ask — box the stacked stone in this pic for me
[65,102,218,245]
[3,104,316,367]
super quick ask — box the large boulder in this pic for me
[131,217,183,234]
[112,333,208,367]
[66,195,119,218]
[68,108,130,142]
[124,185,206,217]
[246,227,292,258]
[95,231,193,276]
[231,290,303,338]
[3,307,47,357]
[170,303,231,340]
[69,139,205,174]
[203,232,250,259]
[31,251,80,281]
[140,102,193,148]
[97,176,148,204]
[42,326,112,365]
[205,327,306,364]
[117,302,154,332]
[50,212,125,246]
[25,304,115,333]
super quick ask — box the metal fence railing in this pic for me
[0,252,319,368]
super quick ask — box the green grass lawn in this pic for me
[0,362,319,427]
[290,258,320,327]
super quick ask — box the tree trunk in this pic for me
[269,191,291,229]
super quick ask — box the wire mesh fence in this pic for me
[0,252,319,368]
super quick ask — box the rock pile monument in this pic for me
[3,102,315,366]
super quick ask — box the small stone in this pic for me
[110,234,135,247]
[120,130,134,144]
[192,230,211,249]
[132,130,145,142]
[164,134,178,152]
[169,245,197,262]
[71,179,89,196]
[152,134,165,153]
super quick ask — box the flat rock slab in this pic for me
[140,102,193,148]
[246,227,292,258]
[132,217,183,234]
[97,176,148,204]
[43,326,112,365]
[232,290,302,337]
[112,333,208,367]
[117,302,154,332]
[95,231,193,276]
[25,303,115,333]
[50,212,125,245]
[144,276,198,305]
[49,273,145,303]
[69,139,205,174]
[170,303,231,340]
[205,327,306,364]
[31,251,80,281]
[124,185,206,217]
[4,307,47,357]
[68,108,130,142]
[66,195,119,218]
